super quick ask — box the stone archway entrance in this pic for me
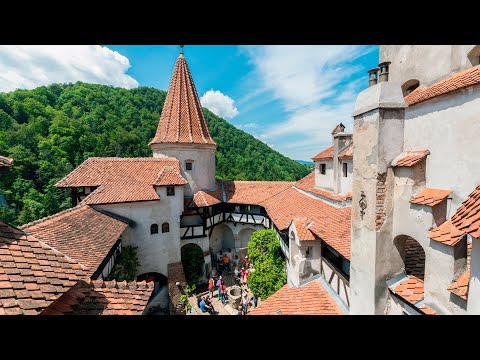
[238,227,256,249]
[181,243,206,285]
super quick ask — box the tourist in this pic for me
[208,276,215,299]
[199,296,213,314]
[196,294,202,308]
[251,294,258,308]
[242,293,249,315]
[236,306,243,315]
[234,266,240,285]
[216,276,223,299]
[217,252,224,275]
[223,253,230,273]
[244,255,249,269]
[220,281,227,305]
[240,267,246,283]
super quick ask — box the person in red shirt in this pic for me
[208,276,215,299]
[220,281,227,305]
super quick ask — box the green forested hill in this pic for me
[0,82,310,225]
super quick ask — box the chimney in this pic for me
[378,62,391,82]
[368,68,379,87]
[332,123,352,194]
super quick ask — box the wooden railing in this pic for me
[320,256,350,307]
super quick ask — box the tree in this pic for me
[247,229,286,300]
[181,244,205,286]
[106,246,140,282]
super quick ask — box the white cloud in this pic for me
[241,45,375,159]
[0,45,139,92]
[200,89,239,119]
[237,122,258,130]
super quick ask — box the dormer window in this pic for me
[320,164,326,175]
[167,186,175,196]
[186,161,193,171]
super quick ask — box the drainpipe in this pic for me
[378,62,391,82]
[368,68,379,87]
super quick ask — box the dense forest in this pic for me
[0,82,310,226]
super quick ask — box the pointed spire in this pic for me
[149,52,216,146]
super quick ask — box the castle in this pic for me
[0,45,479,315]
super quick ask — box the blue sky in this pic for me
[0,45,379,160]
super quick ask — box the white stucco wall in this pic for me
[380,45,476,87]
[93,186,184,277]
[404,84,480,212]
[468,236,480,314]
[151,143,216,196]
[339,159,353,194]
[314,160,333,190]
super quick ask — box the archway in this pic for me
[136,272,169,315]
[210,224,235,253]
[401,79,420,96]
[239,227,256,249]
[181,243,205,286]
[394,235,425,280]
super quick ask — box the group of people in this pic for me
[216,250,231,275]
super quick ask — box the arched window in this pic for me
[401,79,420,97]
[150,224,158,234]
[162,222,170,233]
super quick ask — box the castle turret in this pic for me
[150,49,217,196]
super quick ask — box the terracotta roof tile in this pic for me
[0,155,13,168]
[152,166,188,186]
[419,305,437,315]
[312,146,334,161]
[224,181,293,205]
[261,188,351,259]
[249,280,342,315]
[22,204,127,276]
[392,150,430,167]
[0,221,88,315]
[447,269,470,301]
[40,279,153,315]
[391,275,424,305]
[404,237,425,280]
[430,184,480,245]
[191,180,223,207]
[338,144,353,159]
[410,188,452,207]
[294,172,352,202]
[150,54,216,146]
[405,65,480,106]
[293,218,316,241]
[56,157,181,205]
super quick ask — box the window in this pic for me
[162,222,169,233]
[186,161,192,171]
[150,224,158,234]
[305,246,312,258]
[167,186,175,196]
[320,163,326,175]
[401,79,420,96]
[343,162,348,177]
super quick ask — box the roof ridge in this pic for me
[88,279,154,290]
[20,204,88,230]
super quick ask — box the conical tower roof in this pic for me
[150,53,216,146]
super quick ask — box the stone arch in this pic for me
[401,79,420,96]
[181,243,205,285]
[210,224,235,253]
[393,235,426,280]
[238,227,256,249]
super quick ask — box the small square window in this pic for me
[186,162,192,171]
[320,164,326,175]
[167,186,175,196]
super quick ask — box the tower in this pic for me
[150,49,217,196]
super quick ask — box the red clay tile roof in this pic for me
[249,280,342,315]
[293,218,316,241]
[0,221,88,315]
[404,237,425,280]
[338,144,353,159]
[191,180,223,207]
[150,54,216,146]
[405,65,480,106]
[21,205,127,276]
[392,150,430,167]
[410,188,452,207]
[224,180,294,205]
[167,262,187,315]
[261,188,351,259]
[40,279,153,315]
[419,305,437,315]
[430,184,480,245]
[312,146,334,161]
[391,275,424,305]
[447,270,470,301]
[294,171,352,202]
[152,166,188,186]
[55,157,181,205]
[0,155,13,168]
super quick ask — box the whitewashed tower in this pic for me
[150,47,217,196]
